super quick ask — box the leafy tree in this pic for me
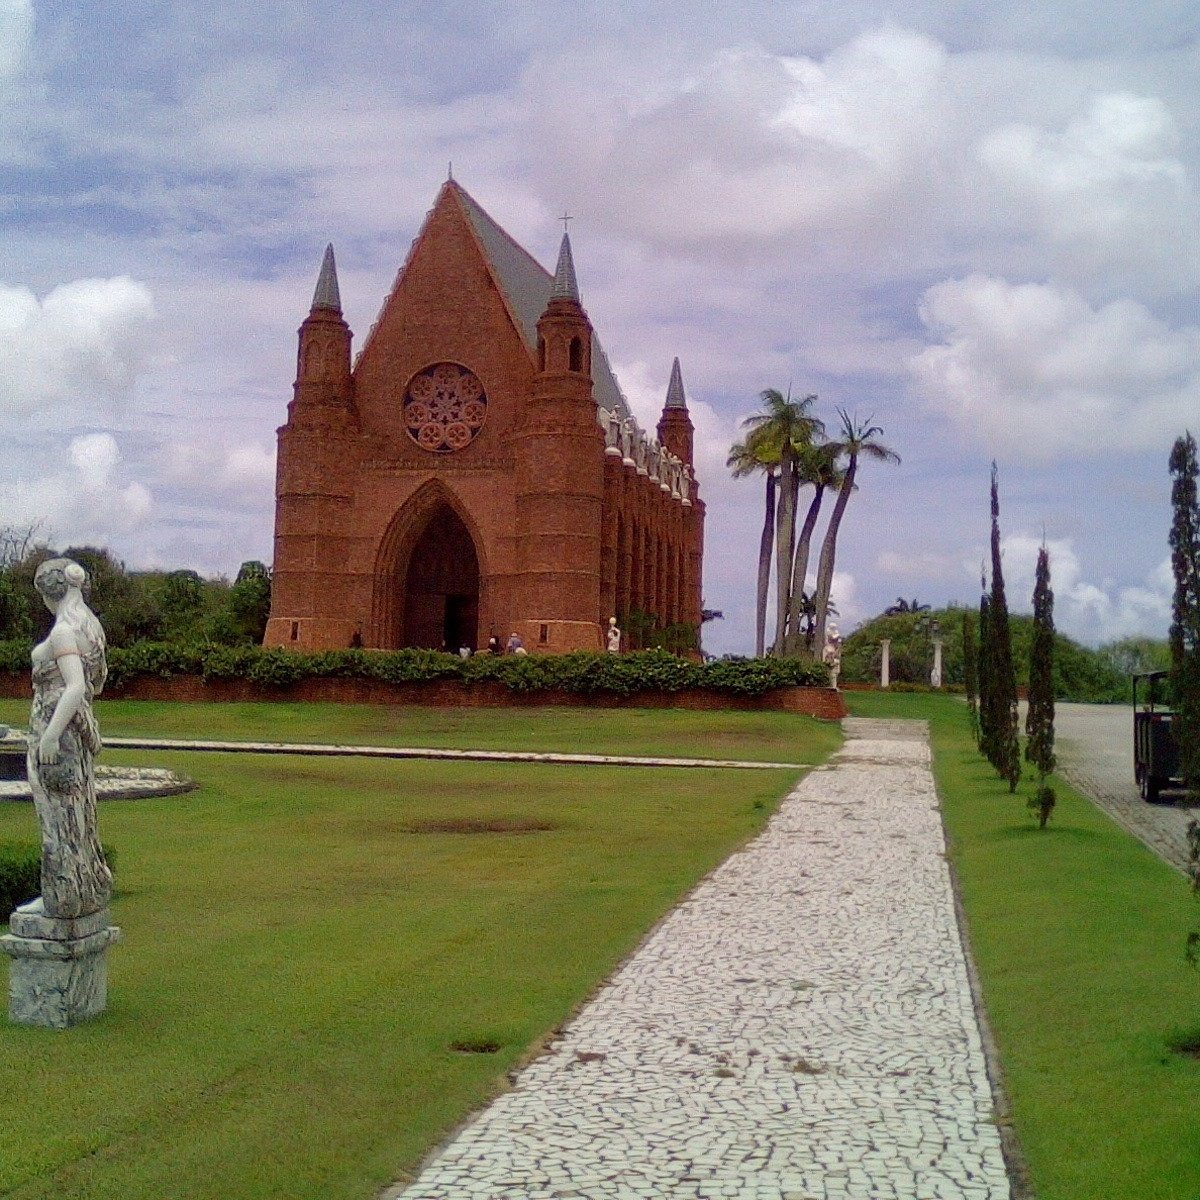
[1025,545,1056,827]
[1100,636,1171,678]
[811,411,900,654]
[977,586,994,755]
[986,464,1021,792]
[985,472,1021,788]
[1169,431,1200,799]
[217,561,271,644]
[886,598,931,616]
[962,608,979,740]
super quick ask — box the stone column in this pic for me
[931,639,944,689]
[2,899,121,1028]
[880,639,891,689]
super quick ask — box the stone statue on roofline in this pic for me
[620,418,636,467]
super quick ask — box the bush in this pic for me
[0,842,117,921]
[0,642,831,698]
[0,841,40,918]
[839,608,1128,703]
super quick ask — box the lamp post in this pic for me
[930,619,943,689]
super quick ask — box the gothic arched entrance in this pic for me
[401,504,480,651]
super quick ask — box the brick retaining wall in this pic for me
[0,673,847,720]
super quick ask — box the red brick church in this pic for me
[264,180,704,654]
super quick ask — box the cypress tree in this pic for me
[1169,432,1200,800]
[962,607,979,742]
[1026,544,1056,826]
[989,463,1021,792]
[977,578,993,757]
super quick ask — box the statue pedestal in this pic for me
[1,899,120,1028]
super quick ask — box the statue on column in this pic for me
[28,559,112,919]
[3,558,121,1028]
[822,622,842,690]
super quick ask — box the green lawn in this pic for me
[0,697,839,763]
[0,706,835,1200]
[845,690,1200,1200]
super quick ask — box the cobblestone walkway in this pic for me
[384,718,1010,1200]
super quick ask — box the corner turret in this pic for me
[657,356,694,467]
[288,243,356,431]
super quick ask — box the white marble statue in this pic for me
[620,418,636,467]
[822,623,842,690]
[607,616,622,654]
[28,559,112,920]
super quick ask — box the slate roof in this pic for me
[312,243,341,311]
[451,184,633,422]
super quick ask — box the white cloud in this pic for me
[0,432,152,540]
[910,274,1200,457]
[978,92,1194,283]
[0,276,156,419]
[998,533,1171,644]
[159,438,276,503]
[0,0,32,79]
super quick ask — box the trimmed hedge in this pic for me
[0,841,40,918]
[0,642,830,697]
[0,842,118,921]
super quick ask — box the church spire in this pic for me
[550,232,580,302]
[665,357,687,409]
[311,243,342,311]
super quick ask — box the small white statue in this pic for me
[620,418,636,467]
[607,616,622,654]
[822,623,842,690]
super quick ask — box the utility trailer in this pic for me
[1133,671,1181,803]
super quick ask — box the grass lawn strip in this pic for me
[845,691,1200,1200]
[0,706,836,1200]
[0,698,842,764]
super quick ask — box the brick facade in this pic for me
[265,181,704,654]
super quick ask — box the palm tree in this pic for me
[741,389,822,655]
[726,430,780,658]
[784,440,842,657]
[811,410,900,653]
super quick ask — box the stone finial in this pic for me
[550,232,580,302]
[311,243,342,312]
[665,357,687,409]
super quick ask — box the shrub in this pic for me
[0,842,117,921]
[0,642,831,698]
[0,841,40,918]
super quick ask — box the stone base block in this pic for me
[2,900,120,1028]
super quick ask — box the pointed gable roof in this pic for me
[438,182,633,421]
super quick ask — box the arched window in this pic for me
[569,336,582,373]
[537,337,546,371]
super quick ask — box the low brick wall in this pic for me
[0,672,847,720]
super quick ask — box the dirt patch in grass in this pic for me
[1166,1027,1200,1060]
[406,817,556,835]
[449,1039,501,1054]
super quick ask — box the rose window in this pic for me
[403,363,487,453]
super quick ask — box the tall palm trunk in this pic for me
[811,455,858,654]
[754,471,776,657]
[772,450,797,655]
[784,484,825,657]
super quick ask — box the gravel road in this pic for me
[1051,701,1196,874]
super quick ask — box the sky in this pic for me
[0,1,1196,655]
